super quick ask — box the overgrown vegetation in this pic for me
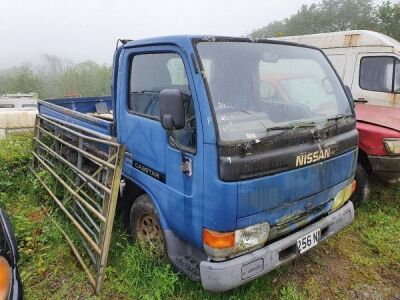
[0,55,111,99]
[1,133,399,299]
[250,0,400,40]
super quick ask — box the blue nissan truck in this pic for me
[37,36,358,291]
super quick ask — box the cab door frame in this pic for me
[116,44,205,246]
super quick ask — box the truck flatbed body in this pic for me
[38,96,114,137]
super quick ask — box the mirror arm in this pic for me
[167,131,192,176]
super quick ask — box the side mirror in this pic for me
[344,85,355,107]
[159,89,185,131]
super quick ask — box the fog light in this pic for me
[331,180,355,212]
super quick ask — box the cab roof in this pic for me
[122,35,314,50]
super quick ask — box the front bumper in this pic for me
[369,155,400,183]
[200,201,354,292]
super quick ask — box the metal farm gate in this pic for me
[30,114,124,294]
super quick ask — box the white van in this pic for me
[276,30,400,108]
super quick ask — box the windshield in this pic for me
[195,41,352,143]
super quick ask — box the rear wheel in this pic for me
[129,194,165,254]
[350,163,370,208]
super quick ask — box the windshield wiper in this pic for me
[327,113,353,122]
[322,114,354,131]
[266,121,316,132]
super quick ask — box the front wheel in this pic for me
[129,194,165,254]
[350,163,370,208]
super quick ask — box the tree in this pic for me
[377,1,400,41]
[38,54,72,98]
[316,0,377,32]
[0,64,44,96]
[251,21,286,39]
[56,61,112,97]
[249,0,398,39]
[0,56,112,99]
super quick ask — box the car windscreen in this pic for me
[195,41,352,143]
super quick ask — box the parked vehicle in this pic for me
[35,36,358,292]
[356,103,400,183]
[276,30,400,108]
[0,207,23,300]
[0,93,38,138]
[276,31,400,205]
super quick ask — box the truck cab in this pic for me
[37,36,358,291]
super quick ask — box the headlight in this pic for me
[203,222,270,260]
[384,139,400,155]
[0,256,11,300]
[331,180,356,212]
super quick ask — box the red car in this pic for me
[353,104,400,204]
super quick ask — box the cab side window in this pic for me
[129,52,196,150]
[360,57,395,93]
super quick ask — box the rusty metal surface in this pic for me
[30,114,124,294]
[344,33,361,47]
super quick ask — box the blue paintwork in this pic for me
[38,35,357,251]
[38,97,113,136]
[47,96,112,113]
[236,150,357,218]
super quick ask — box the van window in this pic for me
[360,57,394,93]
[129,52,196,149]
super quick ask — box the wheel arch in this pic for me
[119,175,170,230]
[357,147,372,172]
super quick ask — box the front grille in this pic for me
[275,203,327,231]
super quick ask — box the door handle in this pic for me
[354,98,368,104]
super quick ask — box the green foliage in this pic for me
[279,284,305,300]
[0,64,44,96]
[250,0,399,39]
[377,1,400,41]
[105,242,178,300]
[0,55,112,99]
[56,61,111,98]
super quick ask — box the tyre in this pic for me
[350,163,370,208]
[129,194,165,254]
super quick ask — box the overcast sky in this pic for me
[0,0,386,68]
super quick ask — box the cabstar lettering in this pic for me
[296,148,331,167]
[133,160,165,182]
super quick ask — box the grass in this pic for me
[0,133,399,299]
